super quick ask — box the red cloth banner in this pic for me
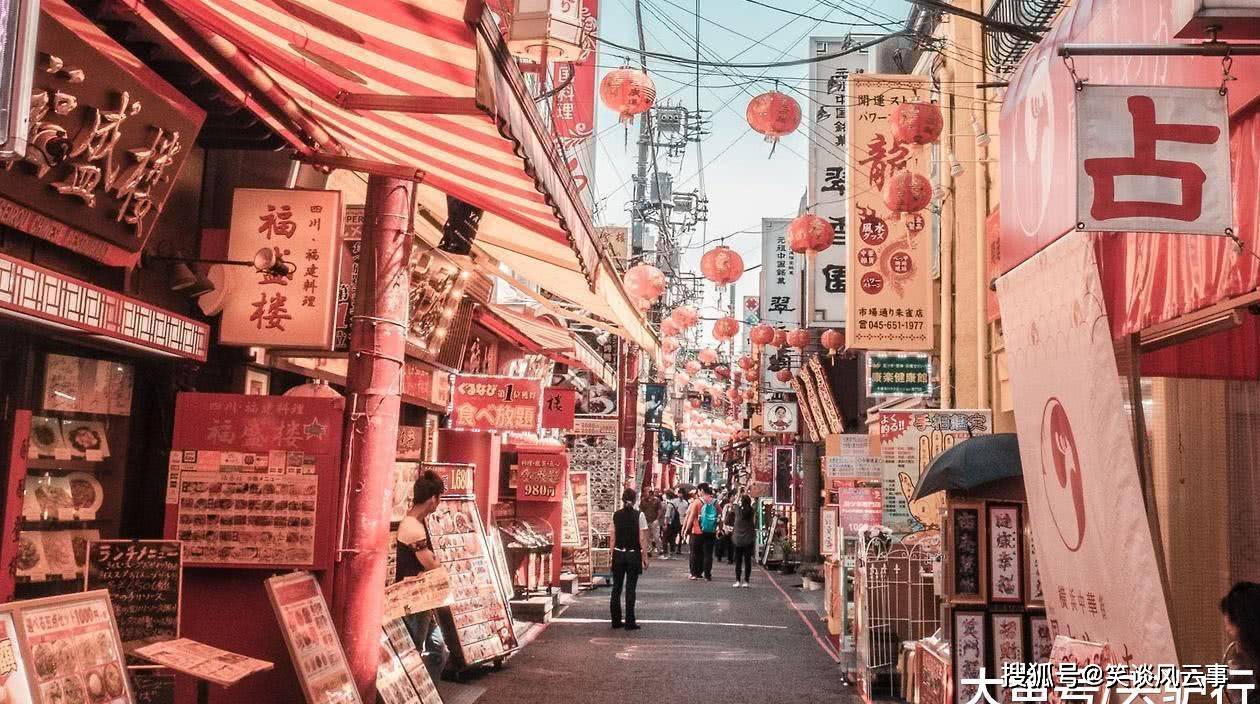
[517,453,568,502]
[450,375,542,433]
[550,0,599,199]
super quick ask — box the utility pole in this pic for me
[630,0,652,259]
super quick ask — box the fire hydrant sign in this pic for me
[220,188,343,349]
[516,453,568,502]
[1076,86,1231,235]
[450,375,542,433]
[845,75,935,351]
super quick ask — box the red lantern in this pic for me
[775,368,793,383]
[787,214,835,257]
[749,324,774,347]
[662,336,680,355]
[699,246,744,286]
[883,171,932,216]
[787,328,810,350]
[670,305,700,330]
[746,91,801,147]
[623,263,666,302]
[714,365,730,379]
[712,316,740,342]
[660,317,680,337]
[685,359,702,374]
[743,388,757,402]
[600,68,656,123]
[726,388,740,403]
[821,329,845,358]
[772,328,788,349]
[737,355,755,371]
[689,398,701,409]
[698,348,718,364]
[889,101,944,145]
[673,371,691,387]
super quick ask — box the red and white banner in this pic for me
[450,375,542,433]
[996,231,1175,664]
[1077,86,1231,235]
[550,0,599,209]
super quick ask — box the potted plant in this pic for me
[800,563,824,591]
[779,539,797,574]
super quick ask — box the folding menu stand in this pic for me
[130,636,274,704]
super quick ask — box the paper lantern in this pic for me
[883,171,932,216]
[600,68,656,123]
[712,316,740,341]
[697,348,718,364]
[889,101,944,145]
[772,328,788,349]
[775,368,793,383]
[700,246,744,286]
[689,398,701,409]
[749,324,774,347]
[632,296,652,313]
[726,388,740,403]
[743,388,757,402]
[821,329,845,358]
[787,214,835,257]
[685,359,702,374]
[746,90,801,148]
[737,355,755,371]
[623,263,666,302]
[673,371,691,387]
[787,328,810,350]
[670,305,700,330]
[660,317,680,337]
[714,365,730,379]
[662,336,680,354]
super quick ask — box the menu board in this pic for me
[390,462,421,523]
[133,638,272,686]
[266,572,362,704]
[427,499,517,667]
[383,568,453,623]
[377,634,421,704]
[166,394,343,570]
[85,541,181,650]
[0,610,37,704]
[130,673,175,704]
[382,622,440,704]
[21,591,132,704]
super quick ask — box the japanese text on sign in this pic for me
[450,375,542,433]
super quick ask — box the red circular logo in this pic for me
[860,272,884,295]
[859,216,888,246]
[1039,398,1086,552]
[889,251,912,275]
[857,248,878,267]
[905,213,925,233]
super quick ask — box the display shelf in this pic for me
[26,457,108,472]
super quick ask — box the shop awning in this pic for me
[157,0,657,357]
[475,304,614,386]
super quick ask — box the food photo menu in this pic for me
[21,591,132,704]
[266,572,361,704]
[427,500,517,667]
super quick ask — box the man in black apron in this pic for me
[397,470,449,679]
[610,487,650,630]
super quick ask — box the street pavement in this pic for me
[473,548,858,704]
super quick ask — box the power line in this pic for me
[592,29,911,68]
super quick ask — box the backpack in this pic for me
[699,500,719,533]
[668,503,682,529]
[723,502,737,527]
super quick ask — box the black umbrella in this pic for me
[911,433,1023,501]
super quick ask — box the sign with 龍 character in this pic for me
[450,374,542,433]
[1076,86,1231,235]
[220,188,343,349]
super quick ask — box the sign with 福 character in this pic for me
[450,375,542,433]
[220,188,343,349]
[1076,85,1232,235]
[845,75,935,351]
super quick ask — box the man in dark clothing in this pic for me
[640,489,662,556]
[396,470,449,679]
[611,488,650,629]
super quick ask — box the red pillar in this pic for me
[331,175,414,699]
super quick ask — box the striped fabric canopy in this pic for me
[158,0,655,354]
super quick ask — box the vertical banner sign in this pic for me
[846,76,934,351]
[807,36,875,327]
[642,383,666,431]
[760,218,800,393]
[550,0,599,211]
[996,231,1176,665]
[333,204,364,351]
[741,296,759,353]
[1076,86,1231,235]
[221,188,343,349]
[879,409,992,535]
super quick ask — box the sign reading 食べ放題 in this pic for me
[450,375,542,433]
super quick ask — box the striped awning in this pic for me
[157,0,656,355]
[475,303,614,386]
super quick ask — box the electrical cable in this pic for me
[592,29,911,69]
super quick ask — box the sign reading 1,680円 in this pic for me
[450,375,542,433]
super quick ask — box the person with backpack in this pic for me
[715,490,736,564]
[683,483,718,581]
[660,490,682,560]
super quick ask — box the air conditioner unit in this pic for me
[1175,0,1260,40]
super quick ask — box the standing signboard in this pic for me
[20,590,134,704]
[996,231,1177,664]
[85,540,181,652]
[165,393,344,570]
[266,571,361,704]
[1076,85,1231,235]
[820,506,839,557]
[132,639,272,687]
[220,188,343,349]
[449,375,542,433]
[845,75,935,351]
[516,453,568,502]
[879,409,991,535]
[760,218,800,393]
[807,36,876,327]
[562,471,593,582]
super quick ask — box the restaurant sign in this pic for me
[542,387,577,430]
[0,0,204,266]
[867,353,931,397]
[517,452,568,502]
[450,374,542,433]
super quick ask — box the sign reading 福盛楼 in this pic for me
[845,75,935,352]
[867,353,931,397]
[220,188,343,349]
[450,375,542,433]
[1076,85,1232,235]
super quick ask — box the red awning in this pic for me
[475,303,613,386]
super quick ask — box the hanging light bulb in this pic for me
[972,113,991,146]
[949,151,964,177]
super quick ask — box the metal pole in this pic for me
[630,0,651,257]
[331,175,414,699]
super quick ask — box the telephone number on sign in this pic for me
[860,321,926,331]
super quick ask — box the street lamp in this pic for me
[507,0,587,63]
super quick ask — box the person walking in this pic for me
[396,470,450,680]
[669,490,689,555]
[660,490,680,560]
[641,488,662,556]
[610,488,650,630]
[715,490,736,564]
[731,494,756,588]
[683,483,718,581]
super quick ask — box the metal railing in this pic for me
[985,0,1068,76]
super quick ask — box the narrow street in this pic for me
[478,551,855,704]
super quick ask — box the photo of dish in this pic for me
[15,532,46,577]
[65,473,103,516]
[61,674,86,704]
[40,532,78,576]
[28,416,66,459]
[60,421,110,460]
